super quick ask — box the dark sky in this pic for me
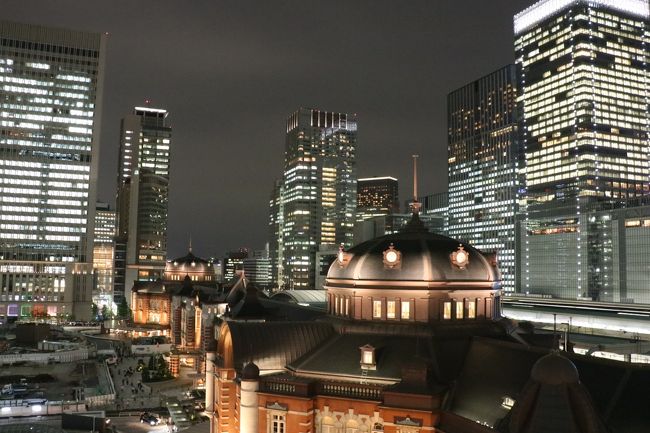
[4,0,532,258]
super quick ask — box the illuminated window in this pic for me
[387,301,396,319]
[372,300,382,319]
[467,300,476,319]
[443,302,452,320]
[345,298,350,316]
[456,301,464,319]
[271,414,285,433]
[401,301,410,320]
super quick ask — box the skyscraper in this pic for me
[93,202,116,310]
[116,106,172,304]
[268,179,284,288]
[355,176,399,222]
[447,65,520,291]
[243,247,272,289]
[273,108,357,289]
[0,21,106,321]
[515,0,650,300]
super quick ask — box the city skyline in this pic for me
[1,0,532,256]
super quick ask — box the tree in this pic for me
[101,305,111,319]
[117,298,131,320]
[91,303,98,319]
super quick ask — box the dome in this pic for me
[164,249,216,283]
[326,228,499,290]
[168,251,211,267]
[241,361,260,380]
[530,352,579,385]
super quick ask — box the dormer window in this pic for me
[359,344,376,369]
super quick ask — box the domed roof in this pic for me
[326,225,499,288]
[241,361,260,380]
[168,250,211,267]
[531,352,579,385]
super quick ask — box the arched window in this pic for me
[346,419,360,433]
[321,416,336,433]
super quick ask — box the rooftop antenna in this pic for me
[410,154,422,214]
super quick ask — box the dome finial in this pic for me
[410,154,422,215]
[188,234,192,253]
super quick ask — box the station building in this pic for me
[206,213,650,433]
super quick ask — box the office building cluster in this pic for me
[448,0,649,300]
[264,0,650,306]
[0,0,648,323]
[0,20,173,321]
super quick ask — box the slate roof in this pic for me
[288,332,430,382]
[270,290,327,309]
[446,337,650,433]
[224,321,335,373]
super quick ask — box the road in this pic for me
[0,414,61,426]
[111,415,171,433]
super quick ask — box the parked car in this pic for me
[140,413,160,426]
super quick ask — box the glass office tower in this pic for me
[448,65,520,291]
[93,202,116,311]
[515,0,650,299]
[116,106,172,304]
[0,21,106,321]
[276,108,357,289]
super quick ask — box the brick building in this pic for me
[205,212,650,433]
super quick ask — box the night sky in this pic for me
[4,0,532,258]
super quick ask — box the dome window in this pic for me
[450,245,469,269]
[382,244,401,269]
[337,245,352,268]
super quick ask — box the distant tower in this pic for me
[272,108,357,289]
[116,105,172,304]
[356,177,399,222]
[0,21,107,321]
[93,203,117,308]
[447,65,520,292]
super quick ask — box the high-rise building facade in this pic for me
[515,0,650,300]
[448,65,520,291]
[418,192,449,234]
[268,179,284,288]
[243,247,272,289]
[353,213,447,244]
[223,249,248,283]
[116,106,172,304]
[0,21,107,321]
[273,108,357,289]
[93,202,116,310]
[356,177,399,221]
